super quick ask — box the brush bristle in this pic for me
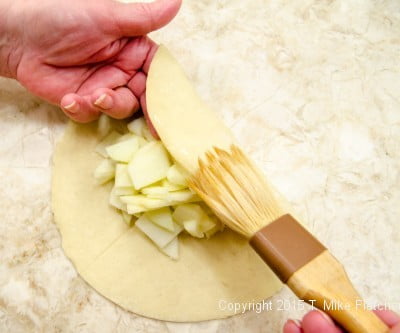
[189,145,284,238]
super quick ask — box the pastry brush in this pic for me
[190,145,388,333]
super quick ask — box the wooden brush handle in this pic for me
[250,215,389,333]
[287,250,388,333]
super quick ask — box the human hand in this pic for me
[283,309,400,333]
[0,0,181,122]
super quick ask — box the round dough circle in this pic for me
[52,121,281,322]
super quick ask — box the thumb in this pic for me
[111,0,182,36]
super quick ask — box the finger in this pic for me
[301,311,343,333]
[373,309,400,328]
[127,71,147,97]
[76,38,156,95]
[111,0,182,36]
[61,93,101,123]
[392,323,400,333]
[283,319,303,333]
[91,87,139,119]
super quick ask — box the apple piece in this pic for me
[205,216,224,238]
[167,190,201,204]
[137,136,148,147]
[183,220,204,238]
[199,214,217,232]
[147,190,199,204]
[127,204,146,215]
[94,159,115,184]
[167,164,189,186]
[135,215,182,248]
[127,117,146,136]
[97,114,111,138]
[121,195,170,210]
[120,195,146,205]
[121,210,133,226]
[95,131,121,157]
[141,198,170,210]
[109,187,126,210]
[145,207,174,231]
[160,237,179,260]
[172,203,220,237]
[204,224,220,238]
[113,187,136,196]
[115,163,133,188]
[141,185,169,197]
[128,141,171,190]
[142,125,156,141]
[115,133,133,142]
[172,204,204,225]
[161,179,187,192]
[106,137,139,163]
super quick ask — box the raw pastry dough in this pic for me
[52,46,282,322]
[146,45,234,173]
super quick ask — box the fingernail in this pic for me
[94,94,113,109]
[318,310,335,325]
[63,101,79,113]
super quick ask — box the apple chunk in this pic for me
[183,220,204,238]
[95,131,121,157]
[135,215,182,248]
[128,141,171,189]
[167,190,201,204]
[173,204,205,237]
[121,210,133,226]
[161,179,186,191]
[97,114,111,138]
[160,237,179,260]
[120,195,170,210]
[94,159,115,184]
[115,163,133,188]
[127,117,146,136]
[172,203,222,238]
[173,204,204,225]
[106,137,139,163]
[114,187,135,196]
[145,207,174,231]
[127,204,145,215]
[109,186,126,210]
[141,185,169,197]
[167,164,189,186]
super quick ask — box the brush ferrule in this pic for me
[250,214,326,282]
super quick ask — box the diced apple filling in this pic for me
[95,131,121,158]
[106,137,139,163]
[128,141,171,190]
[93,116,223,259]
[145,207,175,231]
[167,164,189,186]
[94,159,115,184]
[127,117,146,136]
[97,113,111,138]
[115,164,133,188]
[135,215,182,248]
[161,237,178,260]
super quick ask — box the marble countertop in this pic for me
[1,0,399,332]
